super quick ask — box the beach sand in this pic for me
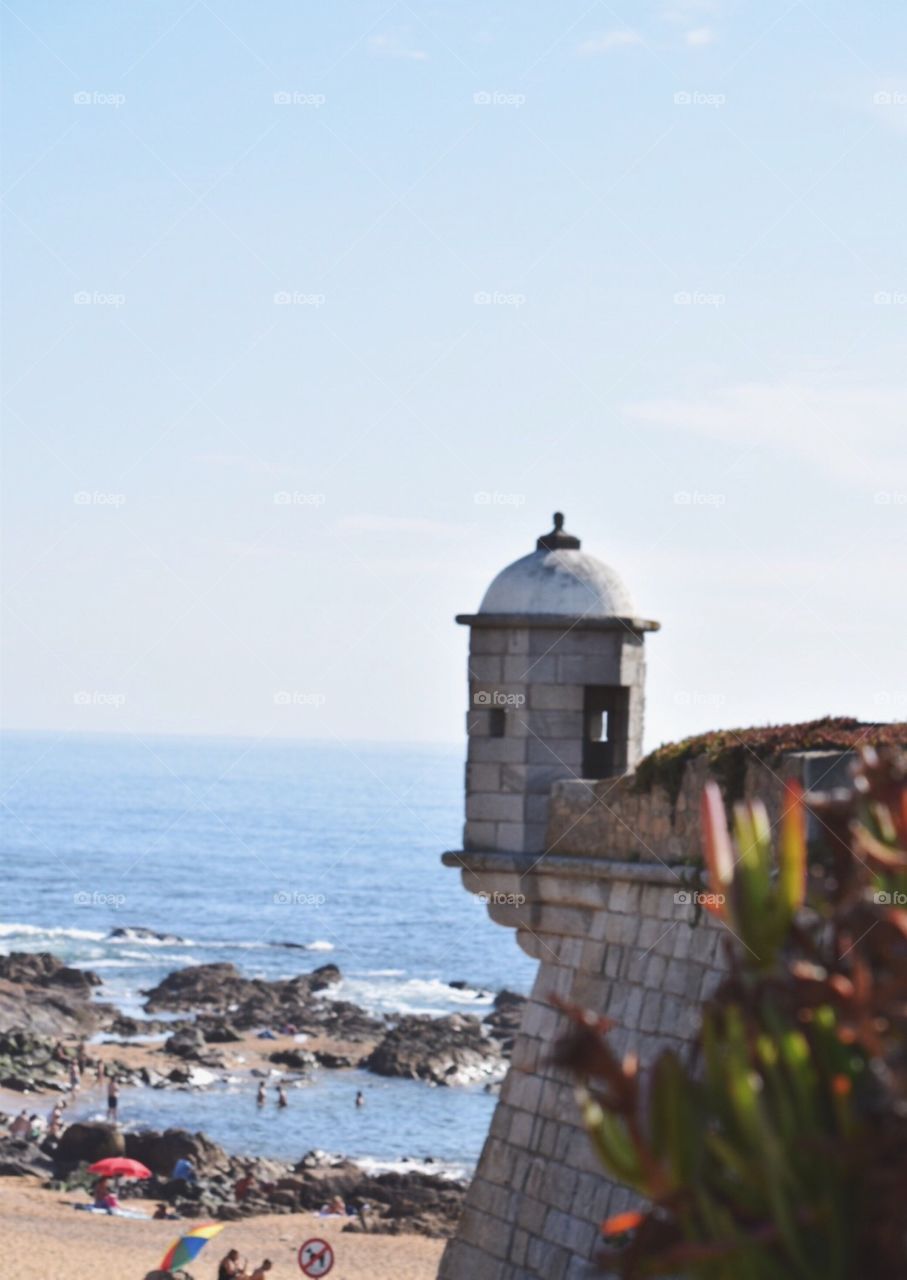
[0,1176,443,1280]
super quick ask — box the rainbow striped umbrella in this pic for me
[159,1221,226,1272]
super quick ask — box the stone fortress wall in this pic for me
[438,750,853,1280]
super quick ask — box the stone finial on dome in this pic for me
[536,511,581,552]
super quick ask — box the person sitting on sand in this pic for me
[217,1248,247,1279]
[28,1113,45,1140]
[10,1110,30,1138]
[234,1170,256,1202]
[152,1202,170,1220]
[92,1177,120,1212]
[249,1261,273,1279]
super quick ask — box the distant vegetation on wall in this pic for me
[633,716,907,807]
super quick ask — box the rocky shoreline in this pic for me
[0,942,528,1236]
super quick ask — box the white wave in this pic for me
[354,1155,469,1183]
[338,975,494,1017]
[0,923,106,942]
[305,940,335,952]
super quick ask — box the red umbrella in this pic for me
[88,1157,152,1179]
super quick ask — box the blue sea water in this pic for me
[0,732,536,1170]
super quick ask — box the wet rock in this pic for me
[0,952,101,995]
[55,1122,126,1168]
[482,989,527,1053]
[108,926,184,944]
[124,1127,231,1177]
[197,1017,243,1043]
[164,1027,207,1058]
[363,1014,505,1086]
[0,1135,55,1178]
[143,962,343,1029]
[268,1048,316,1070]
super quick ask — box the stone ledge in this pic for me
[442,848,696,886]
[457,613,660,632]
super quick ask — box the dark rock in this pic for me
[164,1027,207,1059]
[0,1135,55,1178]
[197,1017,243,1043]
[143,963,343,1030]
[108,926,184,944]
[124,1128,230,1177]
[0,952,101,994]
[482,989,527,1053]
[55,1122,125,1168]
[313,1050,358,1069]
[363,1014,505,1086]
[269,1049,316,1070]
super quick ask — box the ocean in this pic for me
[0,732,536,1173]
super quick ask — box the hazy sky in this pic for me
[2,1,905,750]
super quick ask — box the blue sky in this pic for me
[2,0,906,747]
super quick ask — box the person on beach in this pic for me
[77,1041,87,1072]
[27,1113,45,1140]
[355,1090,364,1108]
[10,1110,30,1138]
[69,1061,81,1093]
[106,1079,119,1123]
[256,1081,266,1106]
[95,1059,105,1087]
[276,1083,287,1108]
[249,1261,273,1279]
[234,1169,256,1202]
[171,1155,196,1183]
[217,1248,247,1279]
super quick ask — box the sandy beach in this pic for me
[0,1176,443,1280]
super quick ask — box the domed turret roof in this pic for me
[477,513,636,618]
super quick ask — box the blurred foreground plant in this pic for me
[556,747,907,1279]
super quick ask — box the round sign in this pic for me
[298,1237,335,1277]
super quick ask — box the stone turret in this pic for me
[458,513,659,855]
